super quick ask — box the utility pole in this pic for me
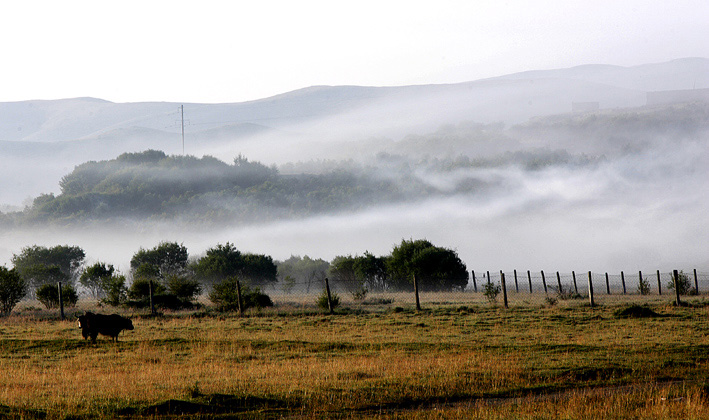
[180,105,185,155]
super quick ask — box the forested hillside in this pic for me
[17,151,400,224]
[5,148,592,226]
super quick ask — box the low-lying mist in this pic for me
[1,102,707,276]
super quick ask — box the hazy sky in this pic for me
[1,0,708,103]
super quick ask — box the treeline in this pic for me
[3,146,597,225]
[0,239,468,315]
[16,150,409,224]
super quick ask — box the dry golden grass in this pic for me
[1,298,709,418]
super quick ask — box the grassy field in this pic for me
[2,298,709,419]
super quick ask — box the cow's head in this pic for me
[124,318,135,330]
[77,311,94,329]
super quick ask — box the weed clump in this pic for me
[317,289,340,311]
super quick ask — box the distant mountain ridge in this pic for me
[1,58,707,144]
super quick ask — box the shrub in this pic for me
[126,277,199,310]
[351,287,368,301]
[243,287,273,309]
[638,275,651,295]
[0,266,26,315]
[209,277,241,311]
[127,278,166,300]
[165,274,202,301]
[102,275,127,306]
[558,289,583,300]
[317,289,340,311]
[667,271,693,295]
[209,277,273,312]
[36,283,78,309]
[482,282,501,303]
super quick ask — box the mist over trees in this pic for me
[0,100,707,276]
[0,102,704,230]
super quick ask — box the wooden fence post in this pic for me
[149,279,156,315]
[325,277,334,315]
[588,271,595,307]
[236,279,244,316]
[527,270,532,293]
[605,273,610,294]
[541,271,547,294]
[694,269,699,294]
[514,269,519,293]
[657,270,662,295]
[639,271,643,294]
[673,270,681,306]
[58,282,65,321]
[486,271,491,285]
[500,271,508,309]
[413,274,421,311]
[621,271,626,295]
[556,272,563,294]
[471,270,477,292]
[572,271,578,294]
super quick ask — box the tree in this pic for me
[0,266,26,315]
[386,239,468,292]
[11,245,85,290]
[353,252,389,292]
[22,265,69,291]
[79,262,115,299]
[130,242,189,281]
[276,255,329,294]
[193,243,243,284]
[329,252,390,294]
[102,275,127,306]
[127,243,201,310]
[329,255,361,293]
[240,253,278,287]
[194,243,277,288]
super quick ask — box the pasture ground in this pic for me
[2,297,709,419]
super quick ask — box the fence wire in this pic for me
[262,270,709,310]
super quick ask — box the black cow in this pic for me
[78,312,134,342]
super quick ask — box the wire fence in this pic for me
[15,269,709,315]
[262,269,709,310]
